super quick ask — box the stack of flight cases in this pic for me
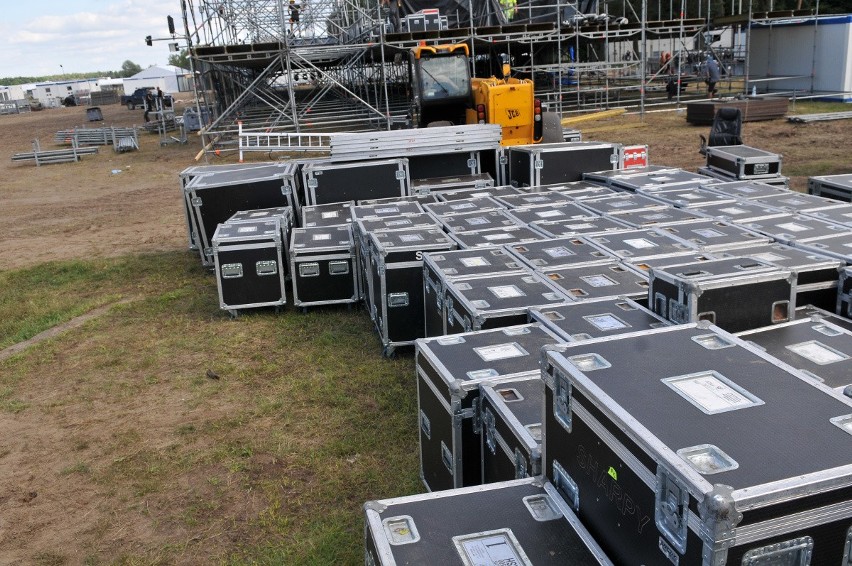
[809,173,852,203]
[541,322,852,566]
[289,225,358,310]
[364,477,613,566]
[647,255,797,332]
[442,269,570,334]
[422,247,527,338]
[508,141,621,187]
[184,162,300,267]
[225,206,294,280]
[366,226,456,356]
[211,219,286,317]
[415,323,565,491]
[699,145,788,187]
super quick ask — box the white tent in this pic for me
[123,65,191,95]
[749,14,852,102]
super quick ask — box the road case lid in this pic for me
[212,219,281,244]
[530,296,669,341]
[422,247,526,280]
[449,225,546,249]
[544,323,852,496]
[505,202,597,225]
[290,226,353,251]
[350,200,423,220]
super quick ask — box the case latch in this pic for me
[553,370,572,432]
[221,263,243,278]
[483,408,496,455]
[255,260,278,276]
[655,465,689,555]
[741,536,814,565]
[514,447,527,479]
[552,459,579,511]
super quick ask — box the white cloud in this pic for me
[1,0,180,77]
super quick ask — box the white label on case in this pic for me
[489,285,525,299]
[718,207,748,215]
[456,532,528,566]
[460,257,490,267]
[776,222,809,232]
[565,223,596,230]
[468,191,490,198]
[584,313,628,331]
[536,209,564,218]
[609,200,634,208]
[386,219,412,227]
[679,193,700,200]
[399,233,424,242]
[474,342,528,362]
[737,187,757,193]
[236,226,258,233]
[643,213,672,220]
[623,238,657,249]
[580,274,617,287]
[450,203,476,210]
[465,216,490,226]
[320,211,339,219]
[664,372,761,414]
[543,246,575,258]
[375,207,399,214]
[524,196,549,203]
[483,233,514,241]
[750,252,786,262]
[312,233,331,241]
[786,341,849,364]
[693,228,725,238]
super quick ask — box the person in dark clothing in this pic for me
[143,90,154,122]
[288,0,300,36]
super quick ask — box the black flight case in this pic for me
[479,374,546,484]
[367,227,456,356]
[415,322,564,491]
[808,173,852,202]
[443,270,569,334]
[211,220,286,316]
[185,162,298,267]
[542,322,852,566]
[647,256,796,332]
[225,206,294,280]
[364,477,613,566]
[422,247,527,338]
[529,296,669,342]
[289,226,358,309]
[508,141,621,187]
[300,158,408,206]
[737,315,852,393]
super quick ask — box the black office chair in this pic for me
[699,107,743,155]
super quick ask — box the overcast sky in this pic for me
[0,0,182,78]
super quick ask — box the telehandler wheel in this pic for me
[541,112,563,143]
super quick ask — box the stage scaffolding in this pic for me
[181,0,816,155]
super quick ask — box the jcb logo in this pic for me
[506,108,520,120]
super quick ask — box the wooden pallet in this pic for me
[685,97,789,125]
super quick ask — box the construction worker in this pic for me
[288,0,300,36]
[499,0,517,21]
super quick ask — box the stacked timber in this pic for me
[686,96,789,124]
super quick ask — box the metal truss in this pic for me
[184,0,721,155]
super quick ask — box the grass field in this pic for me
[0,252,420,564]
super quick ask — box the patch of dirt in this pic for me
[0,97,230,270]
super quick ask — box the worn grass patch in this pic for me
[0,251,419,563]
